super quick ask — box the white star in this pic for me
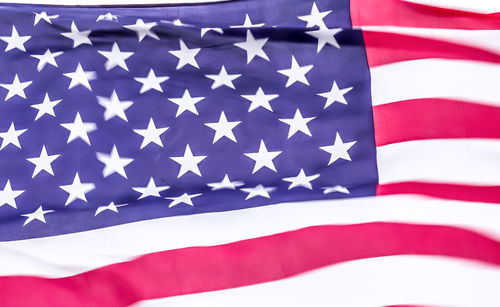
[170,144,207,178]
[0,26,30,52]
[205,111,241,143]
[59,173,95,206]
[133,118,168,148]
[306,27,342,52]
[244,140,282,173]
[234,30,269,64]
[96,12,118,22]
[323,185,350,195]
[34,11,59,25]
[168,89,205,117]
[97,90,133,122]
[201,27,223,37]
[22,206,54,226]
[173,19,184,26]
[61,21,92,48]
[278,55,313,87]
[317,81,353,108]
[298,2,332,28]
[31,49,63,71]
[320,132,357,165]
[27,146,60,178]
[0,74,32,101]
[205,66,241,90]
[241,87,279,112]
[167,193,202,208]
[133,177,169,200]
[63,63,97,91]
[97,42,134,71]
[241,184,275,200]
[230,14,265,28]
[124,19,159,42]
[96,145,133,179]
[134,69,169,94]
[169,39,200,70]
[60,112,97,145]
[0,123,27,150]
[0,180,24,209]
[31,93,62,121]
[95,202,126,216]
[207,174,244,191]
[283,169,320,190]
[279,109,315,138]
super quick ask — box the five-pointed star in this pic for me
[96,145,133,178]
[97,90,133,122]
[170,144,207,178]
[61,21,92,48]
[298,2,332,28]
[205,66,241,90]
[0,74,32,101]
[241,184,275,200]
[97,42,134,71]
[169,39,200,70]
[244,140,282,173]
[278,55,313,87]
[283,169,320,190]
[306,27,342,52]
[167,193,202,208]
[133,118,169,148]
[230,14,265,28]
[0,180,24,209]
[133,177,169,199]
[317,81,353,108]
[0,123,27,150]
[204,111,241,143]
[59,173,95,206]
[124,19,159,42]
[60,112,97,145]
[0,26,31,52]
[234,30,269,64]
[207,174,244,191]
[323,185,350,195]
[63,63,97,91]
[134,69,169,93]
[31,49,63,71]
[279,109,316,138]
[34,11,59,25]
[27,145,60,178]
[201,27,223,37]
[320,132,357,165]
[241,87,279,112]
[168,90,205,117]
[95,202,127,216]
[31,93,62,121]
[96,12,118,22]
[22,206,54,226]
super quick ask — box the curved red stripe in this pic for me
[351,0,500,29]
[1,223,500,306]
[373,99,500,146]
[363,31,500,67]
[378,182,500,204]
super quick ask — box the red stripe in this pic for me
[351,0,500,29]
[363,30,500,67]
[378,182,500,204]
[1,223,500,307]
[373,98,500,146]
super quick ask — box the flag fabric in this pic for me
[0,0,499,306]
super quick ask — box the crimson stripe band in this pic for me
[1,222,500,307]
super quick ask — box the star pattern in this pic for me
[97,90,134,122]
[31,93,62,121]
[298,2,331,28]
[317,81,353,108]
[96,145,134,178]
[207,174,244,191]
[124,19,159,42]
[241,87,279,112]
[133,118,169,148]
[205,66,241,89]
[320,132,357,165]
[241,184,275,200]
[27,146,60,178]
[170,145,207,178]
[169,39,201,70]
[167,193,202,208]
[22,206,54,226]
[59,173,95,206]
[283,169,320,190]
[61,21,92,48]
[279,109,315,138]
[244,140,282,173]
[60,112,97,145]
[278,55,314,87]
[168,90,205,117]
[204,111,241,143]
[234,30,269,64]
[34,11,59,25]
[97,42,134,71]
[31,49,63,71]
[63,63,97,91]
[0,26,31,52]
[133,177,169,199]
[0,180,24,209]
[0,74,32,101]
[0,123,27,150]
[134,69,169,93]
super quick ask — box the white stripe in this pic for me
[133,255,500,307]
[2,195,500,277]
[371,59,500,107]
[0,0,226,4]
[403,0,500,14]
[377,138,500,186]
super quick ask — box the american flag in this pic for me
[0,0,499,306]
